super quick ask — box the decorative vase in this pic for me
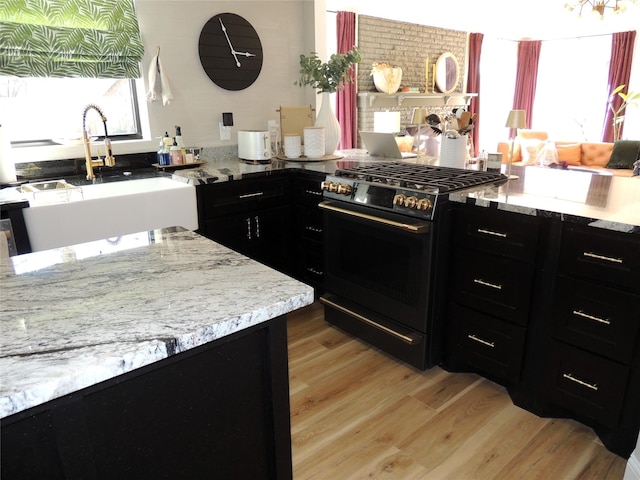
[315,92,341,155]
[373,67,403,94]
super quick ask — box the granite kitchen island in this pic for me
[0,227,314,479]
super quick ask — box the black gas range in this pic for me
[319,162,507,369]
[320,162,507,221]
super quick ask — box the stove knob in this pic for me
[337,184,352,195]
[405,196,418,208]
[417,198,433,211]
[327,182,339,193]
[393,194,406,206]
[320,181,333,191]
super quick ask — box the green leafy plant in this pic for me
[608,84,640,141]
[296,49,362,94]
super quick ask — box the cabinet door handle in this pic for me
[473,278,503,290]
[305,226,323,233]
[563,373,599,391]
[246,218,252,240]
[320,296,421,345]
[468,334,495,348]
[477,228,507,238]
[305,189,322,196]
[583,252,623,264]
[307,267,323,276]
[572,310,611,325]
[239,191,264,199]
[255,216,260,238]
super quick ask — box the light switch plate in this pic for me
[219,122,231,141]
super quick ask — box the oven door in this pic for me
[319,199,433,333]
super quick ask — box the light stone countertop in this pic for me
[0,227,314,419]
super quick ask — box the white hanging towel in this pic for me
[147,47,174,106]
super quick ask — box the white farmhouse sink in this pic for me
[22,177,198,252]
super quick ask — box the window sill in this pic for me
[11,138,157,164]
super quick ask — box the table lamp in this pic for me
[505,109,526,178]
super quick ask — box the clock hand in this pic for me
[219,18,241,67]
[233,51,256,58]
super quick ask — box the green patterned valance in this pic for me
[0,0,144,78]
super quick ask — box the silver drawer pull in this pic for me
[307,267,323,276]
[305,226,323,233]
[563,373,599,391]
[239,191,264,199]
[477,228,507,238]
[468,334,495,348]
[473,278,503,290]
[572,310,611,325]
[583,252,623,264]
[306,189,322,196]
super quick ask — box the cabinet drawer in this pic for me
[291,174,324,206]
[447,303,526,383]
[559,223,640,293]
[454,206,540,261]
[545,340,629,428]
[451,248,535,325]
[552,275,640,364]
[197,176,291,218]
[295,206,323,242]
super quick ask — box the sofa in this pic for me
[496,130,638,177]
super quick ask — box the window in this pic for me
[0,77,142,145]
[534,35,611,141]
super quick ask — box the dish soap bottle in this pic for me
[157,137,170,166]
[175,125,188,163]
[170,138,184,165]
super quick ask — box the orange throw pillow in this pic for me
[556,143,582,165]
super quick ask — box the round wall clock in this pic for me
[198,13,263,91]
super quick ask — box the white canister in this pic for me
[283,134,302,159]
[303,127,325,159]
[439,134,467,169]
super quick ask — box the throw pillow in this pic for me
[520,138,545,165]
[556,143,582,166]
[606,140,640,169]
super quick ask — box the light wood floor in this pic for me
[287,302,628,480]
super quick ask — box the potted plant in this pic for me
[370,62,403,94]
[296,49,362,155]
[296,49,362,94]
[608,84,640,141]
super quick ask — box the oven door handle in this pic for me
[318,201,429,234]
[319,296,421,345]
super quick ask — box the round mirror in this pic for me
[435,52,459,95]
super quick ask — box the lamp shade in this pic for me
[412,107,428,125]
[505,109,526,129]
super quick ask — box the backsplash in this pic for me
[14,145,240,182]
[356,15,469,142]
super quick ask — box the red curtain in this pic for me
[602,30,636,142]
[336,11,357,149]
[512,40,541,135]
[467,33,483,156]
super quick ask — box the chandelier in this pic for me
[564,0,638,18]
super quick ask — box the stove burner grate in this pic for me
[335,162,507,194]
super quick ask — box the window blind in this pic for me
[0,0,144,78]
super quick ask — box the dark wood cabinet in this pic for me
[1,317,293,480]
[537,221,640,456]
[197,174,292,272]
[444,205,540,385]
[290,172,325,295]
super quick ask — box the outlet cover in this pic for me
[219,122,231,141]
